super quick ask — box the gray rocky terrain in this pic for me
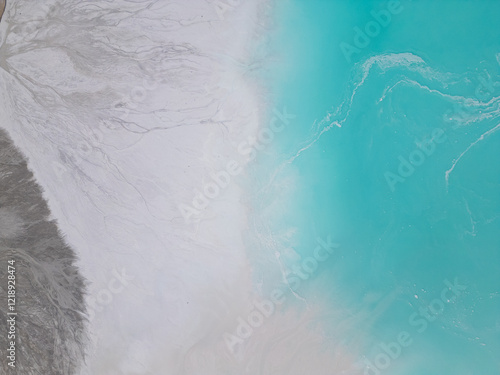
[0,127,87,374]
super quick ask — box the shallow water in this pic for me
[248,1,500,373]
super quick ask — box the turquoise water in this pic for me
[249,0,500,373]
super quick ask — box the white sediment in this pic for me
[0,1,361,374]
[0,0,266,373]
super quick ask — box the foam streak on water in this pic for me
[246,1,500,374]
